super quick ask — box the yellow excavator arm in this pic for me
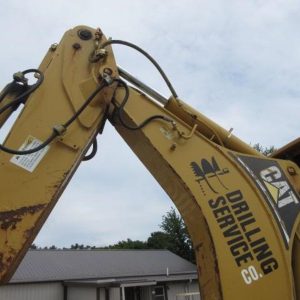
[0,26,299,300]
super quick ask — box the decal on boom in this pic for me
[234,155,300,247]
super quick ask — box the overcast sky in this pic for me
[0,0,299,247]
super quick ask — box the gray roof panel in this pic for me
[10,250,197,283]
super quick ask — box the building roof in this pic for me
[10,250,197,284]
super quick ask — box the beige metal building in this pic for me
[0,249,200,300]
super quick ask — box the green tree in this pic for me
[147,231,171,249]
[30,243,38,250]
[159,208,195,263]
[252,143,276,156]
[71,243,82,249]
[107,239,147,249]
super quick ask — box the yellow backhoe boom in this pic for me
[0,26,299,300]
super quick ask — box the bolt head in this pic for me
[170,143,177,151]
[103,68,113,75]
[287,167,296,176]
[50,43,58,51]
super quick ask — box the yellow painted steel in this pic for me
[0,26,299,300]
[0,26,118,283]
[112,87,300,299]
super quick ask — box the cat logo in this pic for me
[233,154,300,247]
[260,166,299,208]
[191,156,229,194]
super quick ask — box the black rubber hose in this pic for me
[0,81,106,155]
[100,39,178,99]
[113,79,173,131]
[82,138,98,161]
[0,69,44,115]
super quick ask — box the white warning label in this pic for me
[10,136,50,172]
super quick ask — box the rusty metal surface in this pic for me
[0,25,118,283]
[0,204,46,231]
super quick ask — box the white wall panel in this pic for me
[110,287,121,300]
[166,281,200,300]
[0,283,63,300]
[68,286,96,300]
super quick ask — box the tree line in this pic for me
[31,207,195,263]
